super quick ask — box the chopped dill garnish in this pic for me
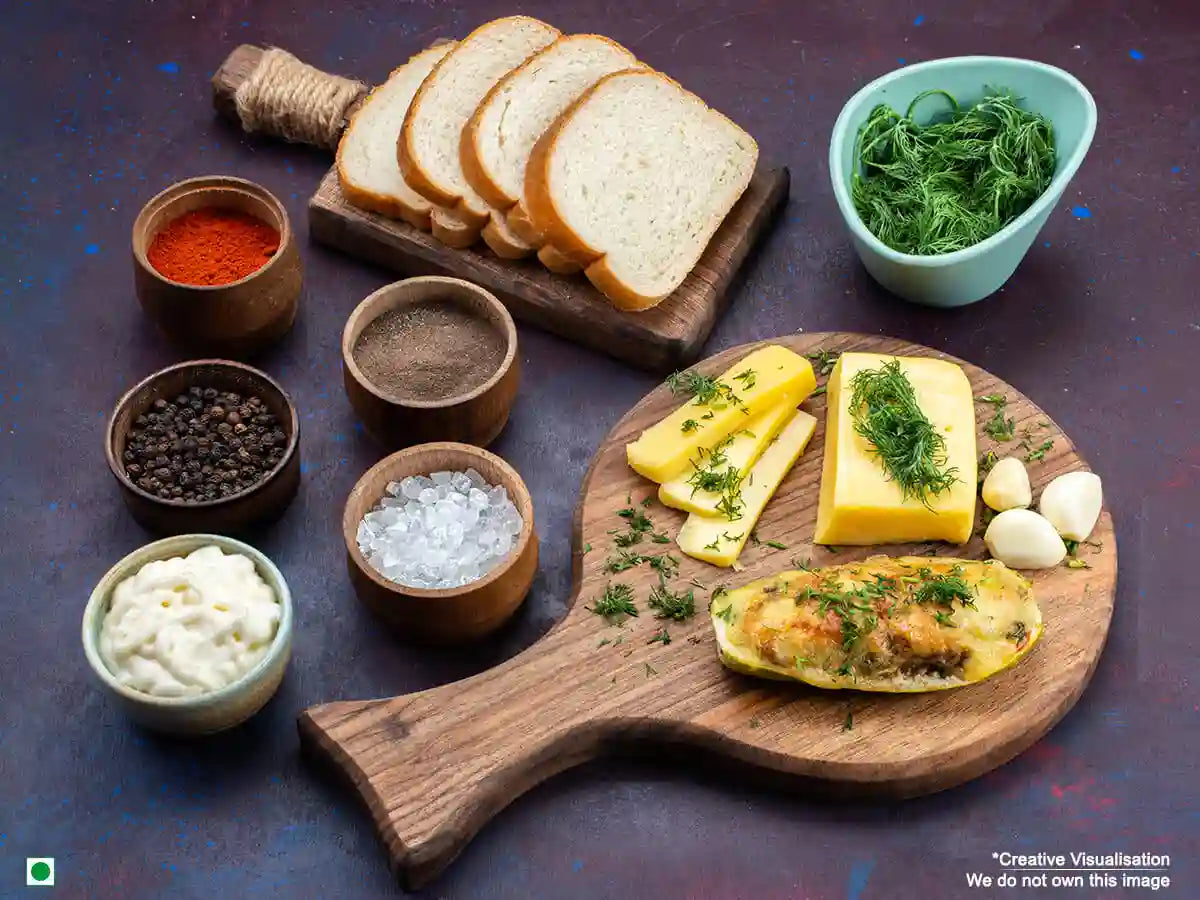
[792,557,814,571]
[641,496,653,508]
[1024,439,1054,462]
[766,540,788,550]
[978,394,1016,441]
[650,532,671,544]
[688,576,708,590]
[806,348,840,377]
[913,573,976,609]
[811,385,827,397]
[583,543,592,554]
[613,530,644,549]
[644,662,658,677]
[588,584,638,621]
[749,530,760,545]
[597,638,611,647]
[665,370,743,410]
[605,550,644,574]
[681,419,699,434]
[979,449,999,478]
[649,582,695,621]
[648,628,672,646]
[842,709,854,732]
[714,603,734,623]
[732,369,757,390]
[1006,621,1027,645]
[711,585,729,601]
[704,538,721,551]
[721,531,743,542]
[933,609,957,627]
[851,89,1056,255]
[849,359,959,505]
[617,505,652,532]
[646,553,680,579]
[1064,538,1079,556]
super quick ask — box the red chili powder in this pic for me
[147,207,281,286]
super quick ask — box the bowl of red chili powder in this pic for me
[133,175,302,358]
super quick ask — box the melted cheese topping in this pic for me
[716,557,1041,691]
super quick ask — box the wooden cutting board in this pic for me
[299,333,1117,889]
[212,45,789,372]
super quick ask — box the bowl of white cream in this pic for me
[82,534,293,735]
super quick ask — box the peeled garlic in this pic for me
[984,508,1067,569]
[1039,471,1103,541]
[981,457,1032,511]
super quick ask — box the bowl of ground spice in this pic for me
[342,277,519,449]
[132,175,302,357]
[106,359,301,535]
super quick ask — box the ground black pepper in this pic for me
[121,386,287,502]
[352,301,507,401]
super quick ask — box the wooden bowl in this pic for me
[342,443,538,643]
[341,277,519,450]
[132,175,302,358]
[106,359,301,536]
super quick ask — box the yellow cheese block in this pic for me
[657,398,797,515]
[676,410,817,567]
[814,352,977,546]
[626,345,816,483]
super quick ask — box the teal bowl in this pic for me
[829,56,1097,307]
[82,534,293,736]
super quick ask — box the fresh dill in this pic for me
[978,394,1016,441]
[766,540,788,550]
[588,584,638,621]
[851,89,1056,255]
[703,538,721,551]
[648,628,671,646]
[583,543,592,554]
[711,585,729,601]
[811,385,827,397]
[749,530,760,545]
[665,370,743,410]
[647,553,680,579]
[913,573,976,609]
[715,603,735,623]
[1024,439,1054,462]
[605,550,644,574]
[681,419,699,434]
[806,348,840,377]
[732,369,758,390]
[848,359,960,505]
[649,582,696,621]
[1006,621,1027,645]
[650,532,671,544]
[978,449,999,481]
[842,709,854,732]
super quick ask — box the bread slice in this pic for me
[399,16,559,236]
[525,70,758,310]
[462,35,640,214]
[336,44,456,230]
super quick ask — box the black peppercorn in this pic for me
[122,384,286,504]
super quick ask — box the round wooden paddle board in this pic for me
[299,333,1117,889]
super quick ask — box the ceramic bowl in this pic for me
[105,359,301,536]
[132,175,302,357]
[829,56,1097,307]
[342,442,538,643]
[341,277,519,450]
[82,534,294,736]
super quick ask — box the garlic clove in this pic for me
[984,508,1068,570]
[1039,471,1103,541]
[981,457,1032,511]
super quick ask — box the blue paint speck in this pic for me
[299,462,312,474]
[159,61,180,74]
[1129,48,1144,60]
[848,859,876,900]
[572,860,583,873]
[1172,166,1181,174]
[49,502,58,511]
[1071,205,1091,218]
[897,57,906,65]
[914,14,925,25]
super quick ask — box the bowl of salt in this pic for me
[342,442,538,643]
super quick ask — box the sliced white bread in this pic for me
[537,244,583,275]
[462,34,640,214]
[480,216,535,259]
[399,16,560,237]
[431,209,479,249]
[525,69,758,310]
[336,44,456,230]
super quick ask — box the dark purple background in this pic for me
[2,1,1197,898]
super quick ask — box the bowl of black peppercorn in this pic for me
[105,359,300,535]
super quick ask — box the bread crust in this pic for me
[399,16,558,229]
[431,210,481,249]
[481,219,533,259]
[536,244,583,274]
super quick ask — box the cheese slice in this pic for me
[658,398,796,515]
[814,352,977,546]
[676,410,817,567]
[626,345,815,483]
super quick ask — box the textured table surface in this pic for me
[2,1,1197,898]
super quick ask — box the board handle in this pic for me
[298,629,608,889]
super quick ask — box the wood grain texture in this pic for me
[341,442,538,643]
[300,334,1116,889]
[308,165,789,372]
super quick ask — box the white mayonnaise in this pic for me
[99,545,280,698]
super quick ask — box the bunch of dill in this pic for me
[851,88,1056,255]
